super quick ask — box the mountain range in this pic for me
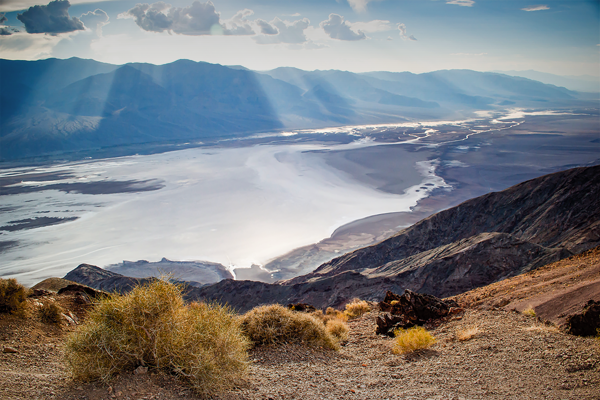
[0,57,589,160]
[64,165,600,312]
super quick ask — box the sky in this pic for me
[0,0,598,76]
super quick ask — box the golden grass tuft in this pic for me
[0,278,30,317]
[455,326,481,341]
[325,319,349,342]
[240,304,339,350]
[39,300,64,324]
[522,308,537,318]
[65,279,248,395]
[343,298,371,320]
[392,326,436,354]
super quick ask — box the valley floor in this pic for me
[1,307,598,400]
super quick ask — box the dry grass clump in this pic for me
[311,307,348,325]
[392,326,436,354]
[240,304,339,350]
[65,279,248,395]
[0,278,30,317]
[522,308,537,318]
[456,326,481,341]
[39,300,64,324]
[325,319,349,342]
[343,298,371,320]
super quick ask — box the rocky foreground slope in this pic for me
[1,297,599,400]
[63,165,600,312]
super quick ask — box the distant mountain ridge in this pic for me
[63,165,600,311]
[1,57,590,160]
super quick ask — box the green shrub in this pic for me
[65,279,248,395]
[240,304,339,350]
[0,278,29,317]
[392,326,436,354]
[39,301,63,324]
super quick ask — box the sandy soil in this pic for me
[1,300,598,400]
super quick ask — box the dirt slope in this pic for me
[1,299,599,400]
[452,246,600,327]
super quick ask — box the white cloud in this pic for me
[346,0,383,13]
[397,23,416,41]
[320,14,366,41]
[521,5,549,12]
[80,9,109,36]
[350,19,391,33]
[446,0,475,7]
[256,19,278,35]
[119,1,255,36]
[222,8,254,35]
[253,17,310,44]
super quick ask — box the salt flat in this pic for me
[0,140,437,286]
[1,108,598,287]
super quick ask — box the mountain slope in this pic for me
[289,165,600,285]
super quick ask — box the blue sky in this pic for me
[0,0,598,76]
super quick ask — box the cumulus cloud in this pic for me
[0,13,7,24]
[0,28,13,35]
[256,19,278,35]
[80,9,109,36]
[222,8,254,35]
[17,0,85,34]
[347,0,382,13]
[119,1,253,36]
[521,5,549,11]
[349,19,391,33]
[320,14,366,41]
[253,17,310,44]
[446,0,475,6]
[398,23,416,41]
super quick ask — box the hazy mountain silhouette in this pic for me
[0,58,590,160]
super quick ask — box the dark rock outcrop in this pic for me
[375,290,461,336]
[565,300,600,337]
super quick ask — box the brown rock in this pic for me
[3,347,18,353]
[376,290,460,336]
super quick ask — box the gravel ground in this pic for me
[1,303,599,400]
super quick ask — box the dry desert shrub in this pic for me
[325,318,349,342]
[392,326,437,354]
[310,307,348,324]
[522,308,537,318]
[456,326,481,341]
[0,278,30,317]
[65,279,248,395]
[240,304,339,350]
[343,298,371,320]
[39,300,64,324]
